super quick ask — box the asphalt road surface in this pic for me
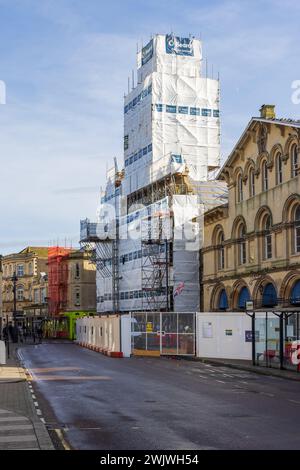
[19,342,300,450]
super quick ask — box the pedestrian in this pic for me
[8,322,14,341]
[18,325,24,343]
[22,324,28,343]
[2,324,8,342]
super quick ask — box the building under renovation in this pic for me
[80,34,227,320]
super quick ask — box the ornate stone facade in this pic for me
[202,106,300,311]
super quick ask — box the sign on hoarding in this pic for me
[165,34,194,56]
[142,39,153,66]
[245,331,260,342]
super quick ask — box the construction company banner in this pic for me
[165,35,194,56]
[142,39,153,65]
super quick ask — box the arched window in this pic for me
[238,224,247,265]
[276,153,283,185]
[294,206,300,253]
[237,286,251,310]
[291,144,299,178]
[264,215,272,259]
[217,231,225,270]
[262,283,278,307]
[218,289,228,311]
[291,280,300,305]
[237,174,243,202]
[262,161,268,191]
[249,168,255,197]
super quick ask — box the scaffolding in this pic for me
[80,162,122,313]
[141,210,172,312]
[48,247,72,316]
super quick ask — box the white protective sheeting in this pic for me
[123,34,220,196]
[95,34,225,314]
[173,195,203,312]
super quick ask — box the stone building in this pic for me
[47,247,96,316]
[202,105,300,311]
[1,247,49,322]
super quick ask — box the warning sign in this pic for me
[146,322,153,332]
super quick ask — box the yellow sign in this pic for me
[146,322,153,332]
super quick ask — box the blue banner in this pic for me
[142,39,153,66]
[166,35,194,56]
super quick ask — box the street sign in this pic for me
[245,330,260,342]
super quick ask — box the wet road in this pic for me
[20,342,300,450]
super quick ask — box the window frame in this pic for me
[264,215,272,260]
[291,144,299,178]
[262,161,268,192]
[249,168,255,197]
[238,225,247,265]
[276,153,283,185]
[294,205,300,253]
[237,174,243,203]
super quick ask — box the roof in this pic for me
[3,246,49,260]
[20,247,49,257]
[217,116,300,179]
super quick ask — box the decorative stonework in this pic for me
[257,123,268,155]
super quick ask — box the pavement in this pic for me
[0,341,54,450]
[19,342,300,450]
[192,357,300,382]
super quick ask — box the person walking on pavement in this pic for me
[37,325,43,344]
[18,325,24,343]
[2,322,13,358]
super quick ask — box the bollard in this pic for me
[0,341,6,365]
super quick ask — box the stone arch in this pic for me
[282,194,300,223]
[279,271,300,301]
[255,151,270,176]
[212,224,225,245]
[210,283,230,311]
[252,276,278,307]
[283,134,298,159]
[270,143,284,167]
[231,279,251,310]
[243,158,255,182]
[254,205,273,232]
[231,215,247,239]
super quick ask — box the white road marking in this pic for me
[0,416,28,422]
[0,435,37,443]
[0,424,32,431]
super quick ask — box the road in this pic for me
[20,342,300,450]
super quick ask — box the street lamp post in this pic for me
[12,272,18,325]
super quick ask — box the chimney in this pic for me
[260,104,276,120]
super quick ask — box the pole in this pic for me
[252,312,256,366]
[280,313,284,370]
[13,273,17,325]
[166,240,169,311]
[6,314,9,358]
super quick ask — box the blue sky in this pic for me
[0,0,299,254]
